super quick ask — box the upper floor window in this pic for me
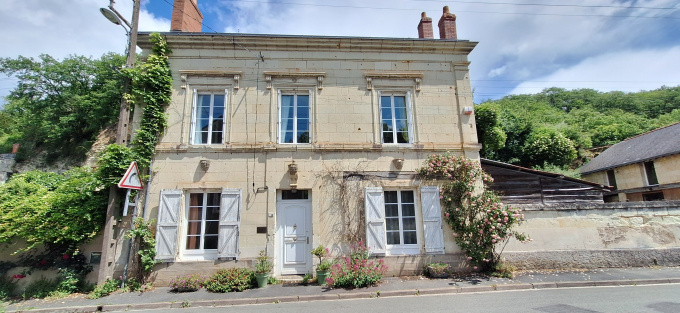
[380,93,411,144]
[279,92,310,144]
[606,169,617,189]
[643,161,659,186]
[191,92,226,144]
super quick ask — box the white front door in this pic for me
[276,191,312,275]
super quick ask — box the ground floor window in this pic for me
[186,193,220,251]
[384,190,417,245]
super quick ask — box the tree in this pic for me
[522,127,577,167]
[0,53,125,160]
[475,104,506,159]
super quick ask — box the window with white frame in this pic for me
[279,92,310,144]
[185,193,220,253]
[384,190,417,246]
[191,92,226,144]
[380,93,411,144]
[155,189,241,261]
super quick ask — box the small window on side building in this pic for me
[643,161,659,186]
[606,169,617,189]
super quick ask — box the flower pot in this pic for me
[254,273,269,288]
[426,266,450,278]
[316,270,330,286]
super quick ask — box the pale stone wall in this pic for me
[503,201,680,269]
[655,154,680,185]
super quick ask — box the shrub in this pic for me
[254,250,273,274]
[424,263,451,278]
[88,278,121,299]
[326,240,387,289]
[317,260,333,272]
[170,274,206,292]
[23,276,60,299]
[204,268,254,293]
[0,276,17,301]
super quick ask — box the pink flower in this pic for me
[63,254,69,260]
[467,256,472,260]
[473,266,478,270]
[13,274,25,279]
[445,213,449,218]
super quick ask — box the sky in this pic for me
[1,0,679,105]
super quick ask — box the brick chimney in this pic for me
[417,12,433,39]
[438,6,457,40]
[170,0,203,32]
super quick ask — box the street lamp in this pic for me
[98,0,141,285]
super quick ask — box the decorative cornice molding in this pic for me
[263,71,326,90]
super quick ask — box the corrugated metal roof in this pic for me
[580,122,680,174]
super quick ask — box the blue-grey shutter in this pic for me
[217,188,241,259]
[155,189,182,261]
[365,187,386,255]
[421,186,445,254]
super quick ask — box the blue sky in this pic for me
[1,0,680,105]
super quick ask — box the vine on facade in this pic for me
[418,153,528,272]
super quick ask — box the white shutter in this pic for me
[155,189,182,261]
[421,186,445,254]
[364,187,386,255]
[217,188,241,259]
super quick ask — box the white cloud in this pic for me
[508,47,680,95]
[0,0,170,105]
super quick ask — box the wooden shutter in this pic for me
[217,188,241,259]
[364,187,386,255]
[421,186,445,254]
[155,189,182,261]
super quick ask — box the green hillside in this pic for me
[476,86,680,177]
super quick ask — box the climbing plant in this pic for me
[418,153,528,272]
[126,218,159,280]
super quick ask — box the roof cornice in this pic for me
[137,32,477,54]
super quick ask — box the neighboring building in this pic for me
[481,159,610,205]
[580,122,680,202]
[130,2,480,280]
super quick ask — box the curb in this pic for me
[6,278,678,313]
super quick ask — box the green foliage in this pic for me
[0,275,17,301]
[96,144,136,187]
[476,86,680,169]
[317,260,333,272]
[327,240,387,288]
[169,274,206,292]
[532,162,582,179]
[88,278,121,299]
[204,268,254,293]
[522,127,577,167]
[22,276,60,299]
[0,53,125,161]
[424,263,451,278]
[254,250,273,274]
[0,168,106,253]
[418,153,528,271]
[126,218,160,279]
[301,273,312,285]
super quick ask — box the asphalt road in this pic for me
[134,283,680,313]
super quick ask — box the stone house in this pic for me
[580,122,680,202]
[134,1,480,281]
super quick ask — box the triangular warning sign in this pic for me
[118,162,143,190]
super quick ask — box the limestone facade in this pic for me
[136,32,480,279]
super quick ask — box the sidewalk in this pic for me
[4,267,680,313]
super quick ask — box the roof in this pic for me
[481,158,611,190]
[580,122,680,175]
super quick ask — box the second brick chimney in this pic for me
[170,0,203,32]
[417,12,433,39]
[438,6,457,40]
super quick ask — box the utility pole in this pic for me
[98,0,141,284]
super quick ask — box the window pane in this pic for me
[282,131,294,143]
[403,231,417,244]
[386,232,400,245]
[394,106,407,120]
[283,118,295,132]
[402,204,415,217]
[397,131,409,143]
[190,194,203,206]
[199,119,210,132]
[400,191,414,203]
[380,96,391,108]
[383,132,394,143]
[186,236,200,250]
[200,132,209,144]
[206,193,220,206]
[297,131,309,143]
[297,118,309,131]
[205,221,219,235]
[385,204,399,217]
[395,119,408,131]
[187,221,201,235]
[393,96,406,108]
[204,235,218,249]
[281,190,309,200]
[382,120,393,131]
[386,217,400,231]
[384,191,398,203]
[188,207,202,221]
[206,207,220,221]
[297,95,309,107]
[211,130,222,144]
[298,105,309,119]
[199,95,211,119]
[403,217,416,230]
[381,108,392,120]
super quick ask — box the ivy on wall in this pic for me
[418,153,529,273]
